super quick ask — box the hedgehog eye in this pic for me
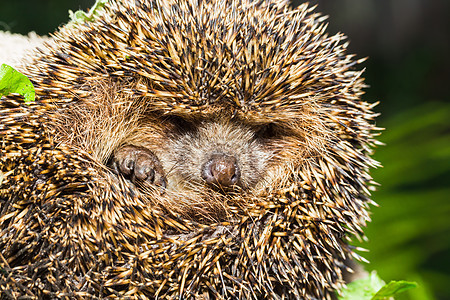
[255,123,278,139]
[165,115,195,132]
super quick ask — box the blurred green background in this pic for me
[0,0,449,299]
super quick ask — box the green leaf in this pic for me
[69,0,108,23]
[0,64,35,103]
[372,281,418,299]
[338,271,417,300]
[339,271,386,300]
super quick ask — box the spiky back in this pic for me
[1,0,380,299]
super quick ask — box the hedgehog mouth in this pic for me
[126,175,248,223]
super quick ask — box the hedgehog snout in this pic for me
[201,153,241,187]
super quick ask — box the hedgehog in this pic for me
[0,0,381,299]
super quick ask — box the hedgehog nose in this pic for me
[202,153,240,187]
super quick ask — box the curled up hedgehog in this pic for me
[0,0,381,299]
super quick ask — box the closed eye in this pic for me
[255,123,278,139]
[164,114,196,133]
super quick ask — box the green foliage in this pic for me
[338,272,416,300]
[0,64,35,103]
[373,281,418,299]
[339,272,385,300]
[359,101,450,300]
[69,0,108,23]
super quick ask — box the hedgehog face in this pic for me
[160,118,271,191]
[157,115,325,194]
[110,111,318,219]
[110,117,272,192]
